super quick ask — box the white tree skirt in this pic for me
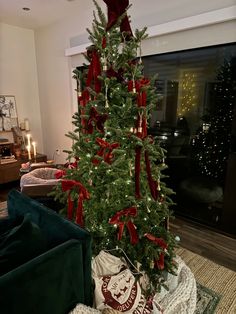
[70,253,196,314]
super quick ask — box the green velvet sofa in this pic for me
[0,189,92,314]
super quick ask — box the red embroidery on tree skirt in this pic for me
[97,270,152,313]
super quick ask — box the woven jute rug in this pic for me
[0,201,7,218]
[177,247,236,313]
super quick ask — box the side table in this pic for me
[0,154,47,184]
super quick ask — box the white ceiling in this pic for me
[0,0,87,30]
[0,0,235,30]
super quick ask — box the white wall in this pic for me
[0,23,43,153]
[34,2,106,164]
[34,0,235,163]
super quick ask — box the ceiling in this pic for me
[0,0,235,30]
[0,0,87,30]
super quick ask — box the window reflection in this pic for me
[143,43,236,232]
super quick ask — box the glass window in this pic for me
[143,43,236,230]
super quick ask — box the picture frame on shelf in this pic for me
[0,95,18,132]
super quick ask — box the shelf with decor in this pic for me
[0,153,47,184]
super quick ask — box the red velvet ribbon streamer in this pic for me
[145,151,159,201]
[78,90,90,131]
[144,233,167,270]
[61,180,90,227]
[131,78,158,199]
[136,78,150,107]
[135,144,159,200]
[86,49,101,93]
[93,138,120,164]
[135,146,141,199]
[102,36,106,49]
[103,0,133,39]
[87,107,108,134]
[109,207,139,245]
[128,78,150,107]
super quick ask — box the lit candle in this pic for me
[26,134,31,148]
[24,119,30,131]
[32,141,36,158]
[27,145,31,160]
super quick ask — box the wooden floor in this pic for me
[170,217,236,271]
[1,181,236,271]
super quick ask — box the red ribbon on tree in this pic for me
[102,36,106,49]
[93,138,120,165]
[130,78,159,200]
[135,146,141,199]
[136,78,150,107]
[61,180,90,227]
[86,48,101,93]
[109,207,139,245]
[78,90,90,131]
[103,0,133,39]
[55,169,66,179]
[128,78,150,138]
[145,151,159,201]
[134,141,159,200]
[87,107,108,134]
[144,233,167,270]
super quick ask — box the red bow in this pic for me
[61,180,90,227]
[86,48,101,93]
[144,233,167,270]
[103,0,133,39]
[55,169,66,179]
[87,107,108,134]
[93,138,120,164]
[109,207,138,245]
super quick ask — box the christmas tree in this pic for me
[54,0,177,296]
[191,59,235,184]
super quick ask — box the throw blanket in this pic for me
[70,304,120,313]
[70,251,196,314]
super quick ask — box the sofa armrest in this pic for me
[0,240,85,314]
[21,183,56,197]
[7,189,92,306]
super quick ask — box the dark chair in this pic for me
[0,189,92,314]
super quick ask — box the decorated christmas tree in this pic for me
[54,0,177,296]
[191,59,235,184]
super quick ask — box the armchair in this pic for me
[0,189,92,314]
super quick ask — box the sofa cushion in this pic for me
[0,213,47,276]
